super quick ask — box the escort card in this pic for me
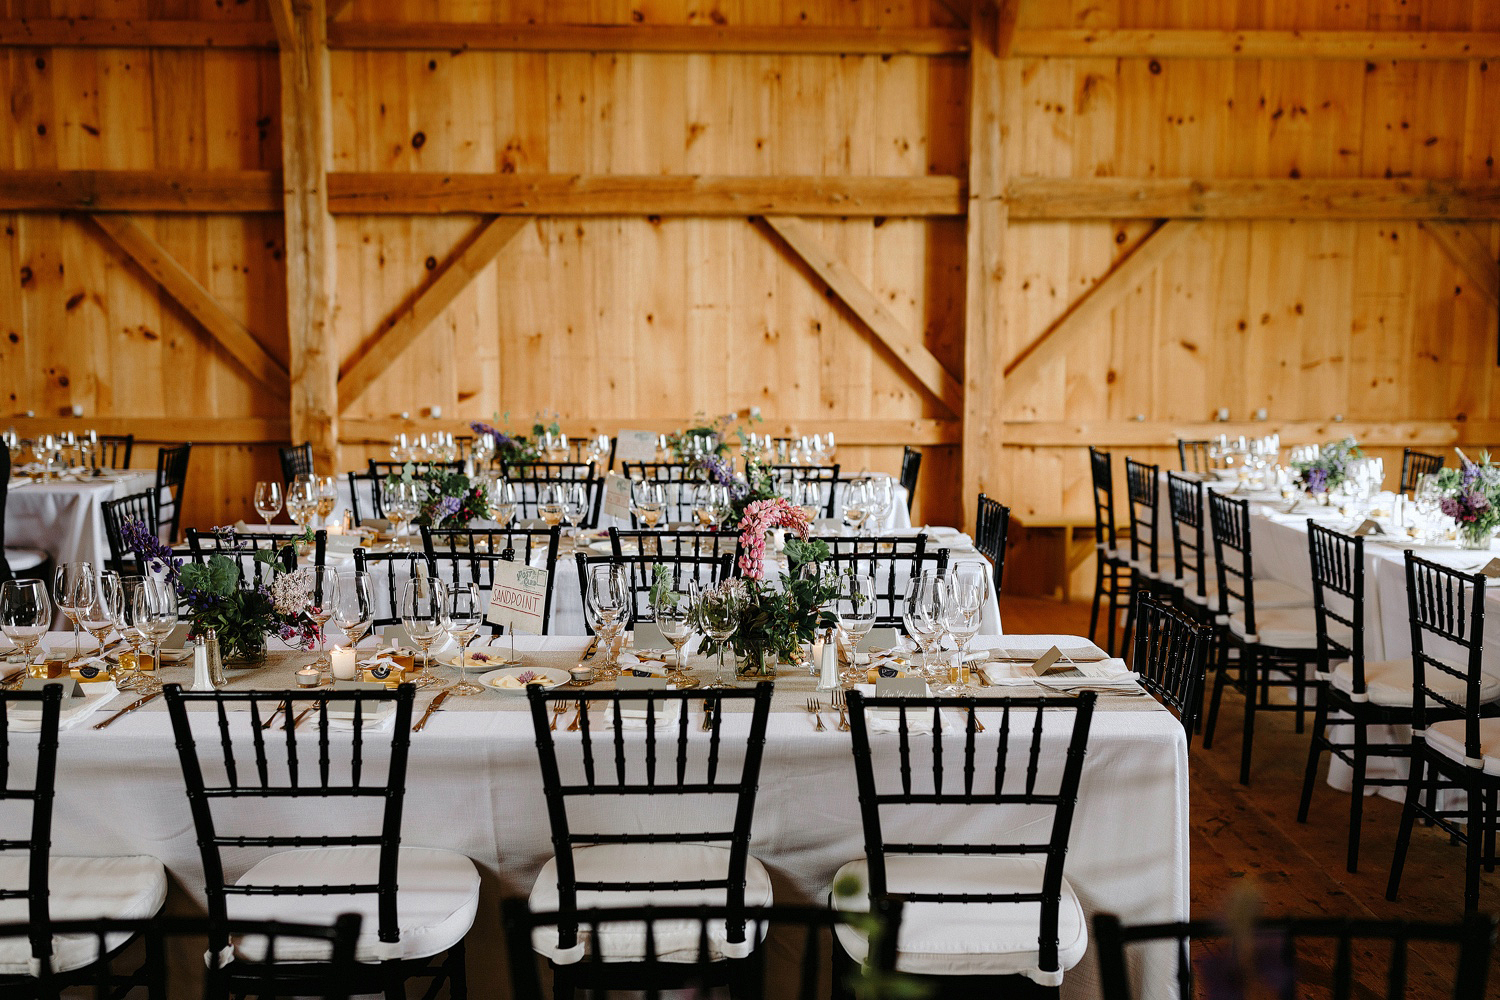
[857,627,899,653]
[616,675,672,718]
[1353,519,1385,537]
[603,473,633,519]
[615,430,659,464]
[485,560,551,635]
[1480,558,1500,579]
[1033,646,1087,678]
[632,621,668,651]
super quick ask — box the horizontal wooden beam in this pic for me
[340,418,961,447]
[0,170,282,213]
[1009,28,1500,61]
[327,21,968,55]
[0,18,277,48]
[1006,178,1500,220]
[1000,420,1500,449]
[4,416,291,445]
[328,173,965,217]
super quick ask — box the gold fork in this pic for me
[550,701,568,732]
[805,698,825,732]
[831,689,850,732]
[701,699,713,732]
[566,702,584,732]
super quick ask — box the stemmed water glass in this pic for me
[444,582,485,696]
[632,481,666,530]
[333,571,374,651]
[54,561,93,659]
[133,578,177,693]
[791,479,823,524]
[79,571,119,658]
[652,580,697,684]
[111,576,149,691]
[563,483,590,539]
[303,568,340,675]
[865,476,894,534]
[400,576,449,688]
[841,481,870,537]
[487,478,518,528]
[1,580,50,663]
[383,481,421,551]
[941,565,987,686]
[586,564,631,678]
[254,481,283,527]
[697,581,741,689]
[837,574,877,680]
[903,572,945,679]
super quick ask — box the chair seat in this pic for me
[0,855,167,975]
[1426,718,1500,777]
[528,844,774,964]
[1331,659,1500,709]
[1226,604,1323,650]
[830,856,1086,987]
[228,846,479,964]
[3,548,47,573]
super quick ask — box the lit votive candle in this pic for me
[570,665,593,686]
[295,667,320,688]
[330,645,357,681]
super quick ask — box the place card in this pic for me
[18,678,83,698]
[380,625,415,649]
[485,560,551,635]
[631,621,667,652]
[1353,519,1385,537]
[616,675,671,718]
[1033,646,1085,679]
[1479,558,1500,579]
[857,627,899,653]
[873,676,927,700]
[602,472,633,520]
[615,430,659,464]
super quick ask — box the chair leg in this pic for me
[1296,691,1328,824]
[1103,565,1118,656]
[1089,558,1104,646]
[1348,721,1368,874]
[1239,650,1257,786]
[1120,587,1137,662]
[553,963,572,1000]
[1486,787,1497,874]
[1203,653,1229,750]
[1466,780,1483,914]
[1387,754,1424,901]
[447,941,468,1000]
[1294,669,1307,734]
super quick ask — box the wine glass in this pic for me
[53,561,93,659]
[316,476,339,528]
[444,582,485,696]
[652,579,697,683]
[333,571,374,650]
[112,575,150,691]
[400,576,449,688]
[942,566,987,682]
[841,480,870,537]
[865,476,894,534]
[286,477,316,530]
[563,482,590,539]
[304,568,340,674]
[538,484,567,529]
[133,578,177,692]
[383,481,421,551]
[697,581,741,690]
[254,481,283,527]
[586,564,631,677]
[837,574,877,677]
[487,478,518,527]
[792,479,823,524]
[80,571,119,657]
[0,580,50,663]
[903,572,944,678]
[632,481,666,530]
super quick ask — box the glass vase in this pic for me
[736,645,778,679]
[1458,526,1494,551]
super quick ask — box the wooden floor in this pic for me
[998,595,1500,1000]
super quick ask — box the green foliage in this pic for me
[700,538,837,664]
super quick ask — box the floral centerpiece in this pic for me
[121,522,322,663]
[1433,453,1500,549]
[384,463,490,529]
[469,412,563,466]
[697,496,838,676]
[1291,437,1363,497]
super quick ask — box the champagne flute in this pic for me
[333,571,375,650]
[254,481,283,527]
[400,576,449,688]
[697,582,740,690]
[304,568,340,674]
[652,580,697,683]
[1,580,50,663]
[444,582,485,696]
[133,578,176,693]
[53,561,93,660]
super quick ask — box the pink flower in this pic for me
[736,496,812,580]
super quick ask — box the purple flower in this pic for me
[435,495,463,520]
[119,518,183,582]
[1306,467,1329,494]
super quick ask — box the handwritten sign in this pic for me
[485,560,551,635]
[615,429,659,464]
[603,472,633,520]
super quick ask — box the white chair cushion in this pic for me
[1227,605,1321,649]
[1426,718,1500,776]
[3,548,47,573]
[1331,659,1500,709]
[831,856,1086,987]
[0,855,167,975]
[228,846,479,964]
[528,844,773,964]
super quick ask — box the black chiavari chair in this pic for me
[352,547,433,628]
[974,494,1010,598]
[899,447,921,513]
[808,534,944,628]
[154,443,192,544]
[346,470,385,526]
[422,525,562,635]
[1297,523,1433,872]
[1130,591,1212,741]
[187,528,324,589]
[0,687,167,992]
[838,691,1097,989]
[503,468,605,528]
[524,684,776,995]
[1387,553,1500,914]
[93,434,133,470]
[502,900,904,1000]
[280,442,315,485]
[1202,492,1320,785]
[1088,447,1134,655]
[164,683,477,997]
[367,460,463,479]
[1092,911,1496,1000]
[1176,439,1211,475]
[620,462,701,523]
[573,552,616,634]
[1165,471,1216,623]
[774,466,840,520]
[1400,447,1445,494]
[502,460,597,481]
[1122,457,1172,655]
[100,490,160,575]
[607,528,736,622]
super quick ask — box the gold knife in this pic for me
[93,690,163,729]
[412,689,451,732]
[581,636,600,661]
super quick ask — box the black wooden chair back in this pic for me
[1404,552,1488,743]
[164,684,416,953]
[1130,591,1211,739]
[573,552,616,634]
[808,534,941,627]
[1308,523,1366,693]
[899,447,921,513]
[774,465,840,519]
[280,442,315,485]
[974,494,1010,597]
[502,900,903,1000]
[352,548,433,628]
[345,470,385,525]
[501,470,604,528]
[1092,911,1497,1000]
[525,684,775,956]
[1165,472,1210,604]
[94,434,133,470]
[101,490,160,575]
[0,913,363,1000]
[501,460,597,481]
[366,460,463,479]
[1089,447,1119,554]
[154,443,192,543]
[1207,492,1258,633]
[845,690,1097,982]
[1124,457,1162,579]
[0,687,64,973]
[0,449,10,585]
[1176,439,1211,475]
[620,462,703,523]
[1400,447,1445,494]
[607,528,736,621]
[187,529,323,589]
[422,525,562,634]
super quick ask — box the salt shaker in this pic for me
[191,628,226,692]
[817,627,840,691]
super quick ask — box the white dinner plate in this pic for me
[479,666,571,694]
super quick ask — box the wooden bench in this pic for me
[1010,514,1130,603]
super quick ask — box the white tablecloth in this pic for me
[3,631,1187,1000]
[5,471,155,571]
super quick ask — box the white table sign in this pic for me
[602,472,633,519]
[615,430,658,464]
[485,560,551,634]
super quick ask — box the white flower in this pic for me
[270,567,314,616]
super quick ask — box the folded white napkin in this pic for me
[853,685,951,734]
[10,682,119,731]
[615,652,670,677]
[980,657,1136,687]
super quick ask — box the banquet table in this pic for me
[2,631,1187,999]
[4,469,155,570]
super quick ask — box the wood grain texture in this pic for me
[0,170,282,212]
[1010,29,1500,61]
[1420,220,1500,311]
[0,18,277,49]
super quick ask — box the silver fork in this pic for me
[806,698,825,732]
[831,689,850,732]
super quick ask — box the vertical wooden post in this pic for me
[960,0,1014,531]
[272,0,340,473]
